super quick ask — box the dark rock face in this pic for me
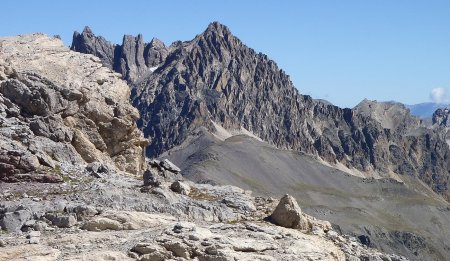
[358,235,371,247]
[71,26,115,70]
[432,108,450,127]
[71,27,168,82]
[72,22,450,200]
[144,38,169,68]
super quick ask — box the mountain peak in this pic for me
[71,26,115,70]
[122,33,144,44]
[149,37,165,48]
[203,21,232,37]
[82,25,93,35]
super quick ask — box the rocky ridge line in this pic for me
[71,26,169,82]
[72,23,450,199]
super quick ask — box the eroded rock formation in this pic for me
[71,26,169,82]
[0,34,147,180]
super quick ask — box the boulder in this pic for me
[139,252,170,261]
[170,181,191,195]
[131,242,172,261]
[45,213,77,228]
[68,205,99,221]
[0,208,32,233]
[163,241,191,258]
[143,168,162,187]
[86,162,110,178]
[27,231,40,244]
[33,221,48,231]
[160,159,181,173]
[82,217,122,231]
[269,194,309,230]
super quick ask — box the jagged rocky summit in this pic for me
[0,33,147,181]
[71,22,450,200]
[71,26,168,82]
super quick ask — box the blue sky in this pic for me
[1,0,450,108]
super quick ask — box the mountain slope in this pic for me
[163,134,450,260]
[72,22,450,200]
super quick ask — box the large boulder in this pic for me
[0,207,32,233]
[269,194,310,230]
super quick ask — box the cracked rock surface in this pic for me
[0,162,406,261]
[0,34,147,180]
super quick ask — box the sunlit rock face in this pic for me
[0,33,147,180]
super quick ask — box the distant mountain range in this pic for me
[405,102,450,119]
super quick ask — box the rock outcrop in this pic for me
[0,34,147,180]
[71,26,169,82]
[70,26,115,70]
[353,99,422,132]
[432,107,450,150]
[72,22,450,199]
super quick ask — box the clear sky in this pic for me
[1,0,450,108]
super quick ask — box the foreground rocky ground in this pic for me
[0,161,407,261]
